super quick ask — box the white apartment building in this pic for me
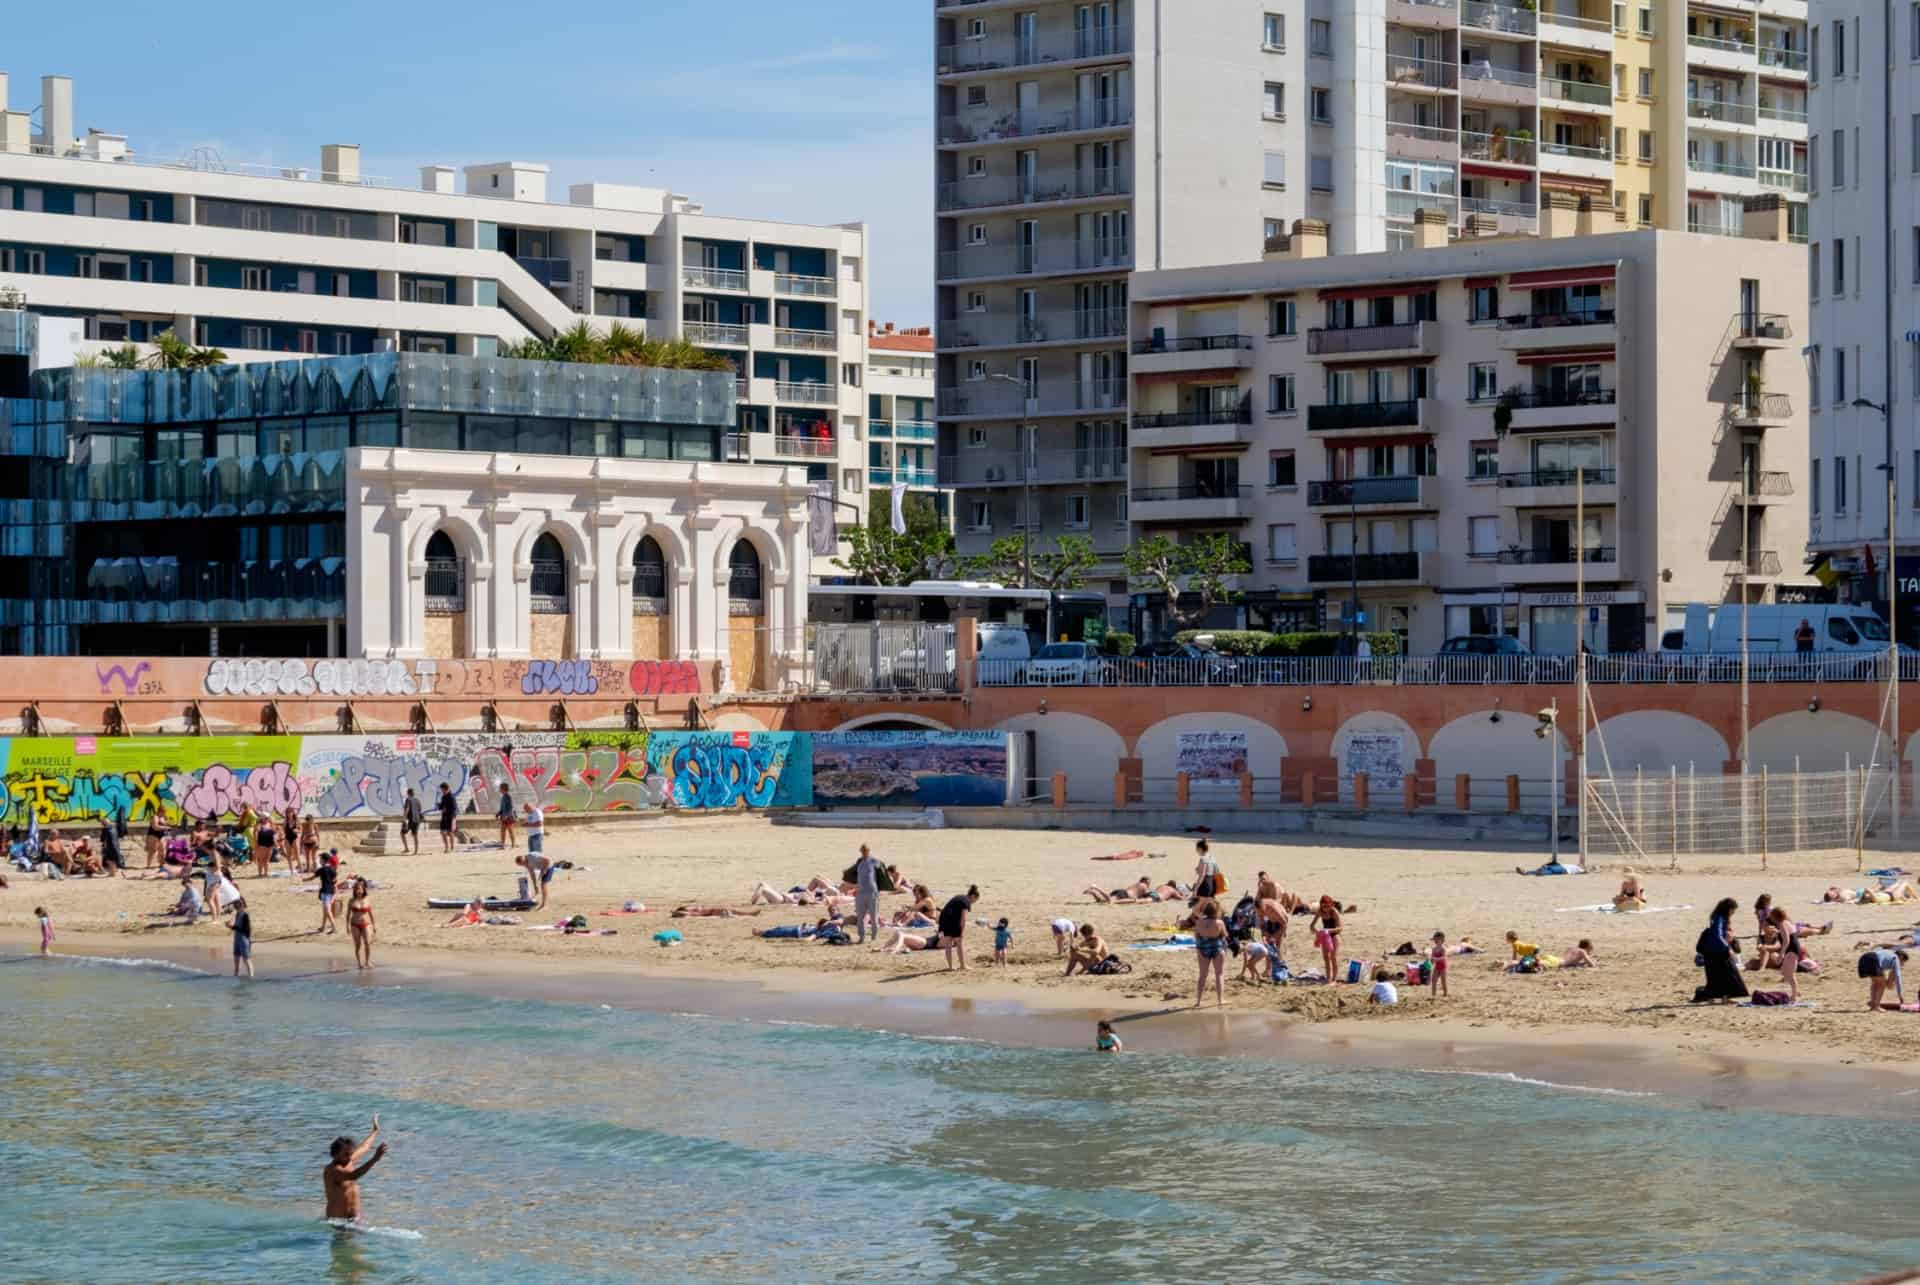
[864,322,945,526]
[1805,3,1918,631]
[1126,201,1809,653]
[932,0,1808,614]
[0,73,875,527]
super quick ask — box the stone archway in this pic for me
[726,537,765,690]
[527,531,573,657]
[631,535,671,661]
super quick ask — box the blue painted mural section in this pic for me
[647,732,811,810]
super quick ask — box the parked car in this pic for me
[1022,641,1115,685]
[1429,634,1535,682]
[1116,640,1237,685]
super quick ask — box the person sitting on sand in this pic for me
[910,885,937,917]
[1612,873,1647,910]
[671,905,761,918]
[873,927,943,955]
[39,832,73,875]
[443,897,486,927]
[886,906,937,929]
[1063,923,1108,976]
[1560,939,1600,968]
[1504,930,1543,971]
[166,879,205,922]
[1753,894,1832,942]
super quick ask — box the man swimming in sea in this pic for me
[323,1115,388,1223]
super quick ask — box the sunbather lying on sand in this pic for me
[672,905,761,918]
[1824,883,1920,904]
[748,880,854,908]
[873,928,944,954]
[1560,939,1600,968]
[1083,878,1187,903]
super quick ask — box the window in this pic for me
[966,426,987,447]
[966,290,986,312]
[1613,126,1626,157]
[1115,494,1128,526]
[1310,154,1334,191]
[297,329,318,355]
[1837,345,1849,404]
[1467,284,1499,322]
[1810,244,1821,300]
[967,360,987,380]
[1614,64,1626,96]
[1264,82,1286,119]
[242,266,269,291]
[1811,26,1820,83]
[1913,227,1920,284]
[1268,450,1296,487]
[1310,88,1332,124]
[1263,149,1287,188]
[1913,1,1920,59]
[1468,362,1499,401]
[1470,440,1500,479]
[242,325,268,350]
[1309,18,1332,55]
[1808,344,1822,405]
[1834,238,1846,295]
[1913,114,1920,173]
[1638,131,1653,161]
[1809,135,1819,193]
[1811,458,1821,515]
[1264,12,1285,49]
[1913,450,1920,508]
[842,468,862,495]
[1835,19,1846,76]
[1613,3,1625,31]
[966,85,987,107]
[1065,494,1090,530]
[1638,194,1652,226]
[1637,68,1653,98]
[332,333,351,356]
[1833,129,1845,186]
[1268,373,1296,413]
[1268,297,1296,336]
[1468,516,1500,556]
[967,155,986,176]
[1637,6,1653,35]
[1266,523,1298,562]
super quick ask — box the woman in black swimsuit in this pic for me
[1192,899,1229,1008]
[1766,907,1807,1003]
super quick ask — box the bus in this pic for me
[807,581,1108,690]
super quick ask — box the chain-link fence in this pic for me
[1583,764,1894,863]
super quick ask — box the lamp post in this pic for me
[1537,699,1560,861]
[1855,396,1900,837]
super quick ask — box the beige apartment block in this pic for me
[1125,197,1809,653]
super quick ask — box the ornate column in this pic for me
[591,506,627,659]
[489,499,522,659]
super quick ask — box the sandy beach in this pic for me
[10,814,1920,1084]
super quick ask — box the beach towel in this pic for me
[1740,995,1816,1008]
[596,904,652,916]
[1554,903,1694,914]
[1519,862,1585,876]
[1868,868,1910,878]
[1092,850,1147,861]
[1128,942,1196,953]
[653,929,683,946]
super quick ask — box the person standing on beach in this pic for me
[35,905,52,956]
[1192,838,1223,901]
[144,810,166,870]
[231,898,254,979]
[522,800,545,869]
[299,815,320,876]
[1692,897,1747,1005]
[1192,898,1228,1008]
[400,789,423,856]
[97,814,125,877]
[851,844,882,945]
[347,878,376,970]
[939,885,979,971]
[497,782,517,848]
[316,853,339,935]
[324,1116,388,1223]
[436,784,458,853]
[1312,896,1343,981]
[1429,931,1450,999]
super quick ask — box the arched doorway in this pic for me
[632,535,670,660]
[422,529,468,658]
[727,539,764,690]
[528,531,572,656]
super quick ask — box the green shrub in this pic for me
[1172,629,1268,655]
[1099,631,1137,657]
[1172,629,1403,657]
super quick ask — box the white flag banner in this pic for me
[809,481,836,557]
[891,480,909,534]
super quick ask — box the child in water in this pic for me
[993,918,1012,966]
[1095,1019,1122,1053]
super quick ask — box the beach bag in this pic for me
[1270,961,1291,982]
[1345,958,1371,984]
[1750,990,1792,1006]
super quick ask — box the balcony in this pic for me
[872,420,937,442]
[1307,399,1425,434]
[1308,552,1425,585]
[1757,45,1809,74]
[515,256,572,289]
[1757,169,1808,193]
[1130,333,1254,373]
[1459,62,1538,104]
[1390,0,1459,27]
[1460,129,1535,167]
[937,236,1131,283]
[1131,483,1252,524]
[1498,467,1619,508]
[938,165,1131,213]
[774,273,836,298]
[1497,544,1619,583]
[775,381,838,406]
[938,446,1128,488]
[1536,140,1613,181]
[1738,550,1785,578]
[1306,321,1434,360]
[938,98,1133,145]
[938,307,1128,350]
[771,434,838,458]
[772,327,837,353]
[938,378,1127,419]
[424,558,465,613]
[1389,122,1462,163]
[683,265,748,291]
[1539,76,1611,113]
[1687,33,1757,72]
[1537,8,1613,52]
[1306,476,1435,510]
[1496,309,1617,351]
[684,321,748,347]
[1505,386,1619,431]
[935,26,1133,77]
[1737,471,1795,503]
[1730,311,1793,349]
[1730,391,1792,427]
[1688,97,1758,126]
[1461,0,1537,36]
[870,465,940,488]
[1386,55,1458,91]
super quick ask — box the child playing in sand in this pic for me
[36,906,52,956]
[1429,931,1450,998]
[1369,967,1398,1006]
[993,918,1012,966]
[1561,939,1600,968]
[1095,1020,1122,1053]
[1051,918,1075,958]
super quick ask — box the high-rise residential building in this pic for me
[931,3,1809,618]
[1124,201,1808,651]
[864,322,945,527]
[1805,3,1910,627]
[0,73,875,528]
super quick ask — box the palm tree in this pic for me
[498,322,733,373]
[100,343,141,369]
[145,330,196,370]
[599,321,648,364]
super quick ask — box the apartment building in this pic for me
[931,1,1807,616]
[0,73,874,526]
[1125,199,1809,653]
[865,322,946,526]
[1805,3,1915,628]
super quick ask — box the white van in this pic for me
[972,623,1035,685]
[1701,603,1896,655]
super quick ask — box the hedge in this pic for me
[1098,630,1137,657]
[1172,629,1403,657]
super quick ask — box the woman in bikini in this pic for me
[299,815,320,876]
[1313,895,1344,981]
[1753,893,1832,943]
[1193,899,1229,1008]
[347,878,376,970]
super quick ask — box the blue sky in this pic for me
[8,0,933,320]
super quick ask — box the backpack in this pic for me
[1750,990,1792,1006]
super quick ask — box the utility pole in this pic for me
[1575,466,1585,861]
[1858,397,1900,836]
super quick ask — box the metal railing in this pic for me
[1460,194,1538,219]
[1538,7,1610,30]
[1687,33,1754,56]
[1132,334,1253,355]
[773,328,837,352]
[1307,399,1423,432]
[1735,311,1793,340]
[1460,130,1536,165]
[872,420,937,441]
[1745,470,1794,498]
[683,321,748,346]
[938,98,1133,144]
[1688,156,1757,178]
[937,165,1131,212]
[1742,550,1785,576]
[1385,55,1457,89]
[938,446,1128,486]
[1757,170,1808,192]
[1538,139,1612,163]
[1688,97,1757,125]
[771,434,838,457]
[939,308,1128,348]
[774,273,836,298]
[937,236,1130,282]
[1502,387,1617,409]
[1462,62,1538,89]
[1496,545,1617,564]
[1499,308,1615,329]
[514,256,572,288]
[775,382,837,406]
[683,265,748,291]
[1307,322,1427,356]
[424,558,465,612]
[935,26,1133,76]
[1756,102,1807,124]
[1499,467,1617,488]
[1757,46,1809,72]
[1388,122,1459,149]
[1308,476,1425,506]
[938,378,1128,417]
[1308,552,1423,582]
[1733,391,1792,419]
[1131,484,1253,503]
[1461,0,1536,33]
[1134,404,1251,430]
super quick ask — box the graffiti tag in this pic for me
[179,762,303,820]
[662,738,788,809]
[204,658,439,698]
[313,752,468,819]
[629,660,702,696]
[470,746,666,813]
[520,659,600,696]
[95,662,153,695]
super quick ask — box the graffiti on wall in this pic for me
[470,741,668,814]
[0,737,303,827]
[629,660,702,696]
[204,658,440,698]
[295,736,471,819]
[649,732,810,810]
[96,662,159,696]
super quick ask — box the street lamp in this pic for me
[1854,396,1900,839]
[982,372,1036,589]
[1536,700,1560,861]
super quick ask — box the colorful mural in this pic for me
[0,737,301,827]
[811,731,1010,807]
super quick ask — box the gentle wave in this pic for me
[1417,1068,1658,1097]
[48,953,208,976]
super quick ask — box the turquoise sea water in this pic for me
[7,955,1920,1284]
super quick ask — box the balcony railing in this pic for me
[1733,391,1792,419]
[1496,545,1617,565]
[1308,552,1423,582]
[773,328,837,352]
[771,434,838,458]
[1307,476,1424,507]
[1460,130,1535,165]
[1386,54,1458,89]
[938,236,1131,281]
[1131,334,1253,356]
[1745,470,1794,498]
[1388,121,1460,150]
[872,420,937,441]
[13,451,349,524]
[1688,33,1755,56]
[514,256,572,288]
[1538,140,1612,163]
[938,378,1128,417]
[1307,399,1423,432]
[684,321,748,346]
[1499,308,1615,329]
[1756,102,1807,124]
[1540,76,1609,106]
[1134,404,1252,429]
[937,165,1131,212]
[935,26,1133,76]
[774,273,836,298]
[1461,0,1536,34]
[938,98,1133,145]
[1757,46,1809,72]
[1741,550,1785,576]
[1538,7,1610,31]
[1502,387,1617,409]
[940,308,1128,348]
[1735,312,1793,341]
[1757,170,1808,192]
[1499,467,1617,488]
[683,265,748,291]
[1307,322,1425,356]
[1462,62,1538,89]
[1460,194,1537,219]
[938,447,1129,486]
[1688,97,1757,125]
[776,381,837,406]
[1131,484,1252,504]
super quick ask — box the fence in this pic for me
[1113,771,1562,814]
[791,623,959,694]
[1583,763,1893,862]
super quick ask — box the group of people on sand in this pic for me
[1693,891,1910,1008]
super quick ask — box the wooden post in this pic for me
[1239,771,1254,809]
[1113,770,1128,808]
[1302,773,1316,810]
[1175,771,1191,808]
[1793,756,1802,854]
[1353,771,1370,812]
[1668,766,1679,870]
[1456,773,1471,811]
[1760,765,1769,870]
[1051,772,1067,810]
[1858,765,1869,870]
[1403,773,1418,812]
[1506,774,1521,813]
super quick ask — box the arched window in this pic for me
[529,532,568,609]
[424,530,464,611]
[728,540,763,603]
[633,536,667,601]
